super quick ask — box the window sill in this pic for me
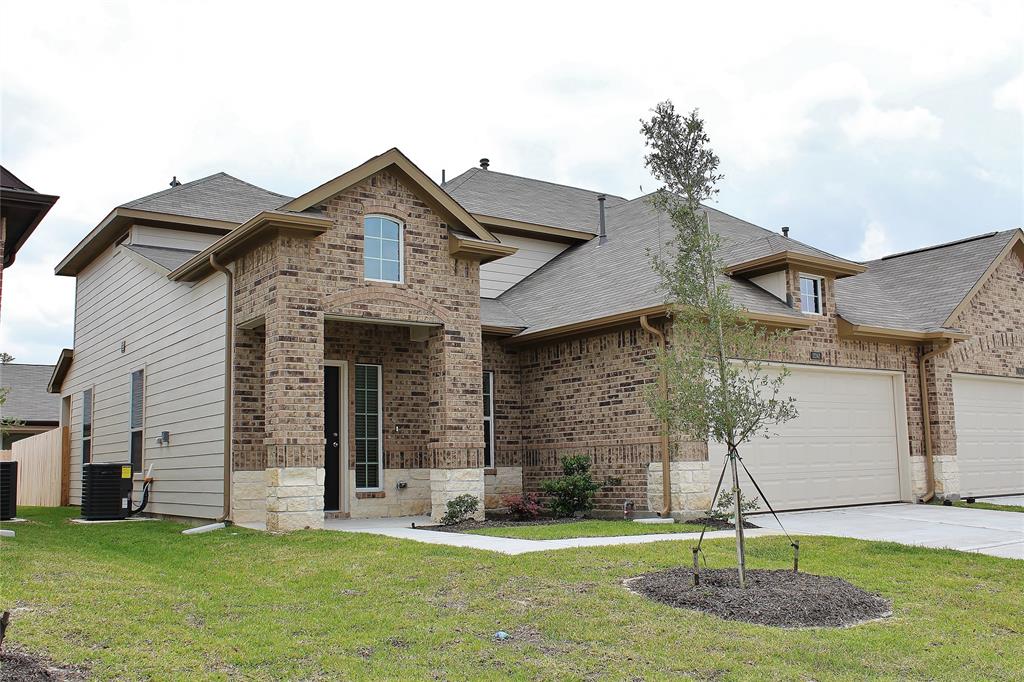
[483,468,497,476]
[355,491,385,499]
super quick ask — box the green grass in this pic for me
[952,499,1024,513]
[2,507,1023,681]
[465,519,708,539]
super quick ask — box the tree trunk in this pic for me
[729,448,747,589]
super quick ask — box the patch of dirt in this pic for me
[627,567,891,629]
[685,517,760,531]
[0,646,88,681]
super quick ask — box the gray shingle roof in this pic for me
[835,230,1019,332]
[123,244,201,271]
[443,167,627,233]
[480,299,527,329]
[121,172,292,224]
[495,196,808,335]
[0,363,60,423]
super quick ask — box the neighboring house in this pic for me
[48,148,1024,530]
[0,363,61,449]
[0,166,59,320]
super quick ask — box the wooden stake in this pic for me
[692,547,700,586]
[793,541,800,573]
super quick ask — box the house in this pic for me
[48,149,1024,530]
[0,166,59,320]
[0,363,61,449]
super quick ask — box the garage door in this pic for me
[710,366,906,511]
[953,374,1024,497]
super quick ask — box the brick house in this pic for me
[1,166,58,321]
[48,149,1024,530]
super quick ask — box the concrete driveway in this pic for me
[754,503,1024,559]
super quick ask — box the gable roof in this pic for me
[282,148,498,243]
[443,167,627,236]
[122,243,201,271]
[0,363,60,423]
[121,172,292,224]
[835,229,1022,333]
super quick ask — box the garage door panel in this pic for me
[711,367,903,511]
[953,374,1024,497]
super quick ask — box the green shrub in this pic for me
[541,456,620,517]
[441,494,480,525]
[709,489,760,521]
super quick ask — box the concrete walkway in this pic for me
[320,516,780,555]
[753,503,1024,559]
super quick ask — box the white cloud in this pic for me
[855,221,894,261]
[841,105,943,143]
[993,72,1024,113]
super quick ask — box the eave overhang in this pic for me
[2,187,60,267]
[47,348,74,394]
[449,232,518,263]
[472,213,596,243]
[169,210,333,282]
[836,318,969,345]
[725,251,867,279]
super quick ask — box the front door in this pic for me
[324,363,348,511]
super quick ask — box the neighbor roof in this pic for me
[121,172,293,224]
[443,167,627,234]
[1,165,59,268]
[836,229,1022,332]
[0,363,60,423]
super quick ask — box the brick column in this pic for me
[427,324,486,521]
[922,345,961,498]
[263,301,326,531]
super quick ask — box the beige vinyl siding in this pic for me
[62,242,227,519]
[479,233,568,298]
[129,225,221,251]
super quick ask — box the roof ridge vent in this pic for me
[880,231,1000,260]
[479,158,490,170]
[169,176,182,187]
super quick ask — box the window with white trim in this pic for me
[482,371,495,468]
[81,388,93,464]
[354,364,382,490]
[363,215,403,283]
[799,274,823,315]
[130,369,144,473]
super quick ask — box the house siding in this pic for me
[479,233,568,298]
[62,243,227,519]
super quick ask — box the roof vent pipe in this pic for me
[441,169,446,184]
[479,158,490,170]
[781,226,790,238]
[597,194,607,245]
[169,176,181,188]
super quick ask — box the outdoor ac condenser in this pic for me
[81,463,134,521]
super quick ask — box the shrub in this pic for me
[441,494,480,525]
[503,493,541,520]
[709,489,760,521]
[541,456,620,517]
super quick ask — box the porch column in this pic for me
[920,344,961,498]
[427,324,486,522]
[263,302,326,531]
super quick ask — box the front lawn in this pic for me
[465,518,708,539]
[2,507,1023,680]
[953,499,1024,513]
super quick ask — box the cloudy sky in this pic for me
[1,0,1021,364]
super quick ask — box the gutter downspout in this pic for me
[918,339,953,504]
[640,314,671,517]
[209,254,234,522]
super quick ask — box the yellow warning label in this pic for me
[122,466,132,479]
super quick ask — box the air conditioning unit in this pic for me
[82,463,134,521]
[0,461,17,521]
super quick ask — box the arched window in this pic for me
[363,215,403,283]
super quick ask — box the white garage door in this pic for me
[710,366,906,511]
[953,374,1024,498]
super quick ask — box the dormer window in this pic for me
[364,215,403,283]
[799,274,823,315]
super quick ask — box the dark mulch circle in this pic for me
[0,647,88,681]
[685,517,760,530]
[420,517,581,533]
[628,567,892,628]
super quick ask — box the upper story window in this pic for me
[799,274,823,315]
[364,215,403,283]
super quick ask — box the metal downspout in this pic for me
[209,255,234,522]
[918,339,953,503]
[640,314,672,517]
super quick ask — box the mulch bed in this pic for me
[684,517,760,531]
[1,646,88,681]
[628,567,891,628]
[419,517,581,533]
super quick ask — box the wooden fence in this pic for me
[0,427,70,506]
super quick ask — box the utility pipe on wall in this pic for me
[918,339,953,504]
[640,314,672,517]
[209,254,234,522]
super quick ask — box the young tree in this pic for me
[641,101,798,587]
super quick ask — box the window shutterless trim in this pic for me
[799,273,824,315]
[129,367,146,473]
[482,370,495,469]
[363,214,404,284]
[81,387,94,464]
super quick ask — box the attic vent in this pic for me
[169,176,181,187]
[479,158,490,170]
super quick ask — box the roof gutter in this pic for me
[208,254,234,523]
[640,314,671,517]
[917,339,954,504]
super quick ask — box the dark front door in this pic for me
[324,365,341,511]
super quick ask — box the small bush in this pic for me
[541,456,620,518]
[441,494,480,525]
[709,489,760,521]
[503,493,541,520]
